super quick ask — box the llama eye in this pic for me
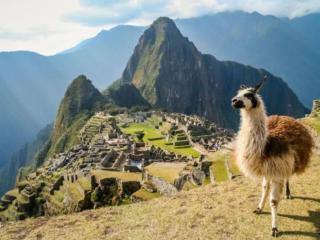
[244,93,254,98]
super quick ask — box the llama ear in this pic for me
[240,84,247,89]
[254,75,267,93]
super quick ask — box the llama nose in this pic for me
[232,98,238,103]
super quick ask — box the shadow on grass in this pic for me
[278,196,320,239]
[293,196,320,204]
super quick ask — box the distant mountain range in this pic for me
[0,26,144,167]
[0,11,319,191]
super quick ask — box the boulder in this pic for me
[191,169,206,185]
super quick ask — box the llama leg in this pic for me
[285,180,292,199]
[270,180,284,237]
[254,177,270,214]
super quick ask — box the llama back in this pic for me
[267,115,314,174]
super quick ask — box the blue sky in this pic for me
[0,0,319,55]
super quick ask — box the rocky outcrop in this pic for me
[142,171,178,196]
[190,169,206,185]
[310,100,320,117]
[105,81,150,108]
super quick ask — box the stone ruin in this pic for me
[310,99,320,117]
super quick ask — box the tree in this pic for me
[136,132,145,141]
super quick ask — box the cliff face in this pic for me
[104,81,150,108]
[111,17,308,129]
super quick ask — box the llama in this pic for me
[231,76,313,237]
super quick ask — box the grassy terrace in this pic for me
[208,151,230,182]
[92,170,142,182]
[120,118,200,158]
[145,162,186,184]
[132,189,161,200]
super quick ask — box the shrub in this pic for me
[136,132,145,141]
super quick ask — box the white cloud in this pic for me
[0,0,319,55]
[0,0,106,55]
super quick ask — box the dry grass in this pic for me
[1,154,319,240]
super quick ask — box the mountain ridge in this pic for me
[110,17,308,129]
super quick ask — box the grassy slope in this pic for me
[1,154,319,240]
[120,121,200,158]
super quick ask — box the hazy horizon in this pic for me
[1,0,320,55]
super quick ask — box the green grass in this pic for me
[212,161,229,182]
[120,121,200,158]
[208,151,229,182]
[132,189,161,200]
[145,162,186,184]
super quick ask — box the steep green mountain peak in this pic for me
[121,16,201,106]
[54,75,104,132]
[110,17,308,129]
[51,75,104,154]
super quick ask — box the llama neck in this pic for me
[238,105,268,159]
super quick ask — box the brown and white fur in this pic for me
[232,76,313,237]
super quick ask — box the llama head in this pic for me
[231,76,267,110]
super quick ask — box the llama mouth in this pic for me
[232,101,245,109]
